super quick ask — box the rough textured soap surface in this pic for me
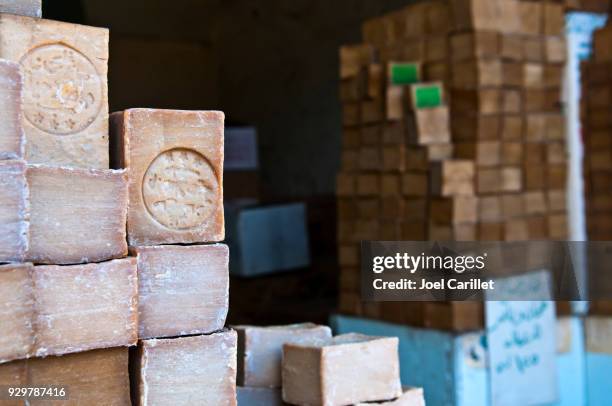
[0,0,41,18]
[26,165,128,264]
[133,244,229,339]
[135,330,237,406]
[0,259,137,364]
[110,108,224,245]
[0,348,131,405]
[0,60,24,159]
[235,323,332,388]
[356,387,426,405]
[0,14,109,168]
[33,258,138,358]
[0,160,29,262]
[0,264,34,364]
[282,333,402,406]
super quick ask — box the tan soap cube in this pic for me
[0,14,109,168]
[356,387,425,406]
[0,0,41,17]
[32,258,138,358]
[430,197,478,225]
[133,244,229,340]
[0,160,28,263]
[430,160,475,196]
[0,348,131,405]
[408,106,450,145]
[134,330,237,406]
[0,263,34,364]
[235,323,332,388]
[26,165,128,264]
[111,109,224,245]
[282,333,402,406]
[0,60,23,160]
[0,259,137,364]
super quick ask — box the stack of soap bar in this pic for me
[25,165,128,264]
[0,259,138,363]
[133,330,237,405]
[0,0,42,18]
[0,160,28,263]
[282,333,402,405]
[0,348,131,404]
[133,244,229,339]
[356,387,425,406]
[0,60,23,159]
[110,108,225,245]
[0,14,109,168]
[235,323,332,387]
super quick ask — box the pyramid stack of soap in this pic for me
[0,3,137,402]
[337,0,569,331]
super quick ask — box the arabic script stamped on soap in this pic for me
[21,43,102,135]
[142,148,218,230]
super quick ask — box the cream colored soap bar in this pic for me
[0,258,137,364]
[133,244,229,339]
[282,333,402,406]
[0,60,24,159]
[356,387,426,406]
[235,323,332,388]
[0,348,131,405]
[26,165,128,264]
[0,160,28,263]
[0,14,109,168]
[0,263,34,364]
[134,330,237,406]
[0,0,41,17]
[110,109,224,245]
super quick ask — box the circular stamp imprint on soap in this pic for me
[21,43,102,135]
[142,148,219,230]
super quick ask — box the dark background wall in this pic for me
[45,0,415,198]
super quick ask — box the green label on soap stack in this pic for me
[414,85,442,109]
[390,63,420,85]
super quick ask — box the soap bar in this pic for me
[237,387,286,406]
[110,109,224,245]
[430,160,475,196]
[0,348,131,405]
[0,263,34,364]
[32,258,138,358]
[408,106,450,145]
[0,160,28,263]
[0,0,41,17]
[235,323,332,388]
[26,165,128,264]
[0,259,137,364]
[134,330,237,406]
[356,387,425,405]
[133,244,229,339]
[0,60,23,159]
[0,14,109,168]
[282,333,402,405]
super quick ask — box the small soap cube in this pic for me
[235,323,332,388]
[26,165,128,264]
[110,109,224,245]
[282,333,402,405]
[134,331,237,406]
[133,244,229,339]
